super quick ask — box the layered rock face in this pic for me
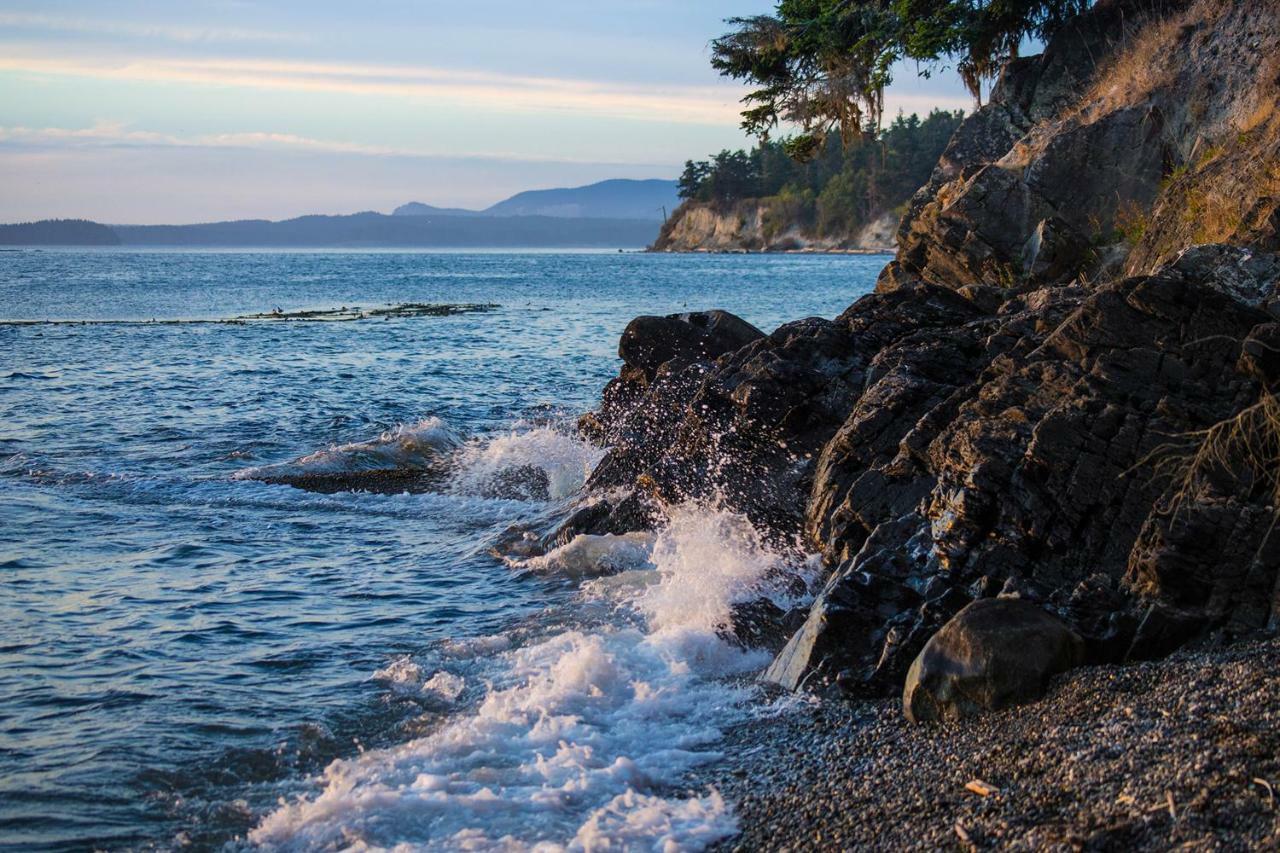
[574,0,1280,701]
[652,201,897,253]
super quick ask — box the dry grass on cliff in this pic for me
[1084,8,1187,112]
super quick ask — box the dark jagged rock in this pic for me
[488,525,546,562]
[583,246,1280,696]
[576,0,1280,706]
[587,287,985,537]
[578,310,763,451]
[902,598,1086,723]
[250,468,446,495]
[542,491,660,551]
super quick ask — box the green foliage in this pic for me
[677,109,963,238]
[762,185,817,241]
[712,0,1092,149]
[1113,199,1150,247]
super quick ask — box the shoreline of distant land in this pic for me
[0,179,681,249]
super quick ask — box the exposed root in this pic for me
[1140,392,1280,517]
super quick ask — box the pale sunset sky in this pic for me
[0,1,971,223]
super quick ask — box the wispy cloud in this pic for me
[0,49,746,125]
[0,12,307,44]
[0,122,679,166]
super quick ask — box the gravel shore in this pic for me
[700,639,1280,850]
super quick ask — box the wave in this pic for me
[233,417,461,481]
[518,532,656,577]
[449,424,606,502]
[372,657,468,704]
[249,504,810,851]
[231,417,603,505]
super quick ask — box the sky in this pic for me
[0,1,972,224]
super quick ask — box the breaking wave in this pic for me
[250,505,809,851]
[233,417,462,480]
[233,417,603,506]
[449,424,606,502]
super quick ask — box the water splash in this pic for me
[249,503,802,851]
[450,424,605,502]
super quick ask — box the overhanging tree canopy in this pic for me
[711,0,1092,158]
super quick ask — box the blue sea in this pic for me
[0,249,881,851]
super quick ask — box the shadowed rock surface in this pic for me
[879,0,1280,293]
[584,245,1279,695]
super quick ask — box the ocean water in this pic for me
[0,249,880,851]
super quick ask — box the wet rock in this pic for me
[586,286,984,537]
[902,598,1085,723]
[542,490,660,550]
[761,557,930,693]
[727,595,810,653]
[250,468,445,495]
[596,246,1278,698]
[618,310,764,380]
[488,525,545,561]
[575,0,1280,700]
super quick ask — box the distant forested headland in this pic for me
[0,220,121,246]
[655,110,964,252]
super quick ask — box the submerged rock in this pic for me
[902,598,1085,723]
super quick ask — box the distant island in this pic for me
[0,179,679,248]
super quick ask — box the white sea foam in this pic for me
[371,656,425,690]
[233,417,461,479]
[250,504,801,851]
[372,658,467,704]
[440,634,513,660]
[450,425,605,502]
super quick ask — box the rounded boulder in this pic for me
[903,597,1085,723]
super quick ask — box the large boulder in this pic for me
[903,598,1085,723]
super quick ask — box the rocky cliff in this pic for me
[652,201,897,253]
[880,0,1280,291]
[562,0,1280,701]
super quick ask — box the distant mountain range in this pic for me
[109,213,658,248]
[395,179,679,221]
[0,179,679,248]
